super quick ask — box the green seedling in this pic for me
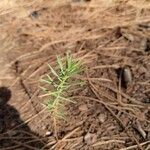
[40,53,83,119]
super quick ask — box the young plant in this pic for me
[40,53,82,119]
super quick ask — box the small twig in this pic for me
[134,120,147,139]
[0,145,20,150]
[53,117,58,140]
[119,141,150,150]
[41,141,56,150]
[62,127,80,141]
[91,64,120,69]
[78,41,85,52]
[92,140,125,147]
[19,78,32,99]
[75,76,113,82]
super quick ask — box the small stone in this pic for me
[98,113,107,123]
[84,133,97,145]
[45,131,52,136]
[123,67,132,84]
[79,104,88,111]
[30,11,39,19]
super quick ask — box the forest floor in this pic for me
[0,0,150,149]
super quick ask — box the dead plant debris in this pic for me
[0,0,150,149]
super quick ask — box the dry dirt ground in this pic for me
[0,0,150,150]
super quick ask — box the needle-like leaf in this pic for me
[48,64,59,78]
[40,53,83,120]
[57,56,64,75]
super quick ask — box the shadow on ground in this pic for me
[0,86,46,150]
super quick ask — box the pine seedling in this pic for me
[40,53,83,119]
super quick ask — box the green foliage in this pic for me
[40,53,82,119]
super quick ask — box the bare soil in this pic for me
[0,0,150,150]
